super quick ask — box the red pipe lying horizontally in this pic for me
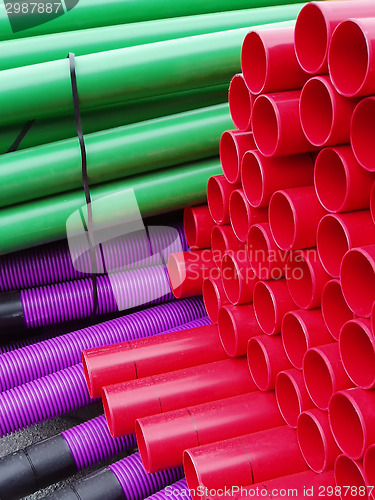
[335,455,371,500]
[228,73,253,132]
[103,357,255,438]
[229,188,267,243]
[220,130,255,185]
[82,324,227,399]
[202,275,228,324]
[211,225,243,268]
[207,175,238,226]
[136,391,284,473]
[351,97,375,172]
[183,205,215,250]
[221,250,258,305]
[321,279,354,341]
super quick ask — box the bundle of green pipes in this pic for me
[0,0,305,255]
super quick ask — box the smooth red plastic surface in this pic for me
[247,335,291,391]
[286,249,331,310]
[168,250,217,299]
[340,318,375,390]
[317,212,375,279]
[340,245,375,318]
[321,279,355,341]
[184,205,215,250]
[202,275,228,324]
[300,76,360,147]
[211,224,243,268]
[275,369,314,429]
[207,175,239,226]
[228,73,252,132]
[82,324,227,399]
[351,97,375,172]
[303,342,353,411]
[282,309,333,370]
[241,149,314,209]
[247,223,289,281]
[314,146,375,213]
[183,426,307,491]
[269,187,327,251]
[241,26,308,95]
[136,391,284,473]
[335,455,371,500]
[294,1,375,75]
[103,357,255,438]
[218,303,262,358]
[364,443,375,489]
[253,279,296,336]
[329,388,375,460]
[329,18,375,98]
[252,91,316,157]
[220,130,255,184]
[229,188,268,243]
[221,250,258,305]
[297,409,341,473]
[371,182,375,226]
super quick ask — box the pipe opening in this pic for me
[211,226,227,267]
[317,215,350,278]
[202,278,220,324]
[297,412,326,473]
[286,254,313,310]
[221,253,240,305]
[183,207,198,249]
[230,190,250,243]
[314,148,348,212]
[247,337,271,391]
[242,151,264,208]
[218,306,237,358]
[248,225,271,280]
[364,444,375,488]
[220,132,240,184]
[135,420,152,473]
[229,74,252,131]
[102,387,117,439]
[241,31,267,94]
[167,254,184,299]
[303,348,333,410]
[351,98,375,172]
[300,78,333,146]
[253,281,276,335]
[321,280,353,341]
[282,312,308,370]
[269,191,296,251]
[81,352,95,399]
[183,451,200,492]
[335,455,370,500]
[207,177,227,225]
[276,371,302,428]
[252,95,279,157]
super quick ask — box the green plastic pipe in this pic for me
[0,5,304,71]
[0,104,231,208]
[0,85,228,154]
[0,21,294,126]
[0,0,304,41]
[0,158,221,254]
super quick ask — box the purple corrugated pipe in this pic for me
[0,364,93,437]
[145,479,190,500]
[0,223,186,291]
[21,265,173,328]
[0,297,207,392]
[109,452,184,500]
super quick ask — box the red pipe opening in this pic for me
[364,444,375,489]
[297,409,340,473]
[253,279,295,336]
[340,246,375,318]
[372,182,375,225]
[335,455,371,500]
[247,335,291,391]
[275,369,313,429]
[218,304,261,358]
[183,205,215,250]
[229,189,267,243]
[317,214,351,279]
[340,319,375,390]
[228,73,252,132]
[211,225,243,268]
[220,130,255,185]
[207,175,236,226]
[251,94,278,157]
[221,251,258,305]
[202,275,227,324]
[351,97,375,173]
[321,279,354,341]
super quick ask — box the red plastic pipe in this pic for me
[340,318,375,390]
[335,455,371,500]
[321,279,355,341]
[221,250,258,305]
[340,245,375,318]
[82,324,227,399]
[241,26,308,95]
[168,250,218,299]
[297,409,341,473]
[136,391,284,473]
[211,225,243,268]
[253,279,296,336]
[300,76,360,148]
[282,309,333,370]
[218,303,262,358]
[202,275,228,324]
[183,205,215,250]
[275,369,314,429]
[247,223,290,281]
[183,426,307,491]
[229,188,268,243]
[364,443,375,489]
[371,182,375,225]
[252,91,316,157]
[328,388,375,460]
[103,357,255,438]
[314,146,375,213]
[220,130,255,184]
[247,335,291,391]
[294,1,375,75]
[228,73,252,132]
[207,175,239,226]
[303,342,353,411]
[269,187,327,251]
[329,18,375,98]
[241,149,314,209]
[286,249,330,310]
[351,97,375,172]
[317,212,375,279]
